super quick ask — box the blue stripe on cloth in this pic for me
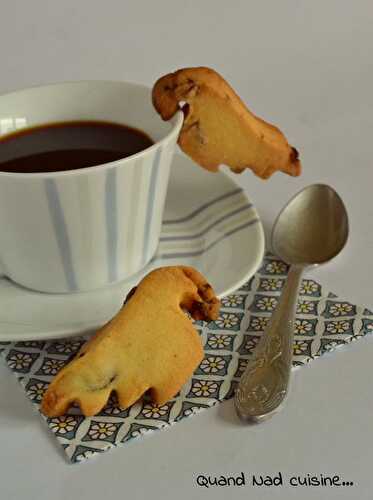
[105,168,118,282]
[160,203,253,241]
[162,188,243,224]
[142,148,162,264]
[45,178,78,291]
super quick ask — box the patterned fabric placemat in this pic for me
[1,253,372,463]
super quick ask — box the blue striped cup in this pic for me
[0,81,183,292]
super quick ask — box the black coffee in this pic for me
[0,121,154,173]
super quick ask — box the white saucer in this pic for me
[0,155,264,341]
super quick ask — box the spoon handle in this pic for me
[235,264,304,422]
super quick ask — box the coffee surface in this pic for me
[0,121,154,173]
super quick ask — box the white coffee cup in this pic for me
[0,81,183,293]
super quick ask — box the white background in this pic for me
[0,1,373,498]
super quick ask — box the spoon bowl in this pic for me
[272,184,349,266]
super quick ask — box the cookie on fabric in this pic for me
[41,266,220,417]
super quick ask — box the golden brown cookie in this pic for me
[41,266,220,417]
[152,66,301,179]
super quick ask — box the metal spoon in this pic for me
[234,184,349,423]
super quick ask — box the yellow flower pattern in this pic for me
[191,380,219,397]
[255,296,278,312]
[294,319,314,335]
[264,260,288,275]
[300,280,321,296]
[221,295,245,308]
[50,416,77,435]
[207,334,232,349]
[293,341,311,355]
[88,422,118,440]
[200,356,226,374]
[249,316,269,331]
[297,300,317,315]
[260,278,284,291]
[142,404,170,419]
[328,303,353,316]
[325,321,351,334]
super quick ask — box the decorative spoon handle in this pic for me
[235,264,304,422]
